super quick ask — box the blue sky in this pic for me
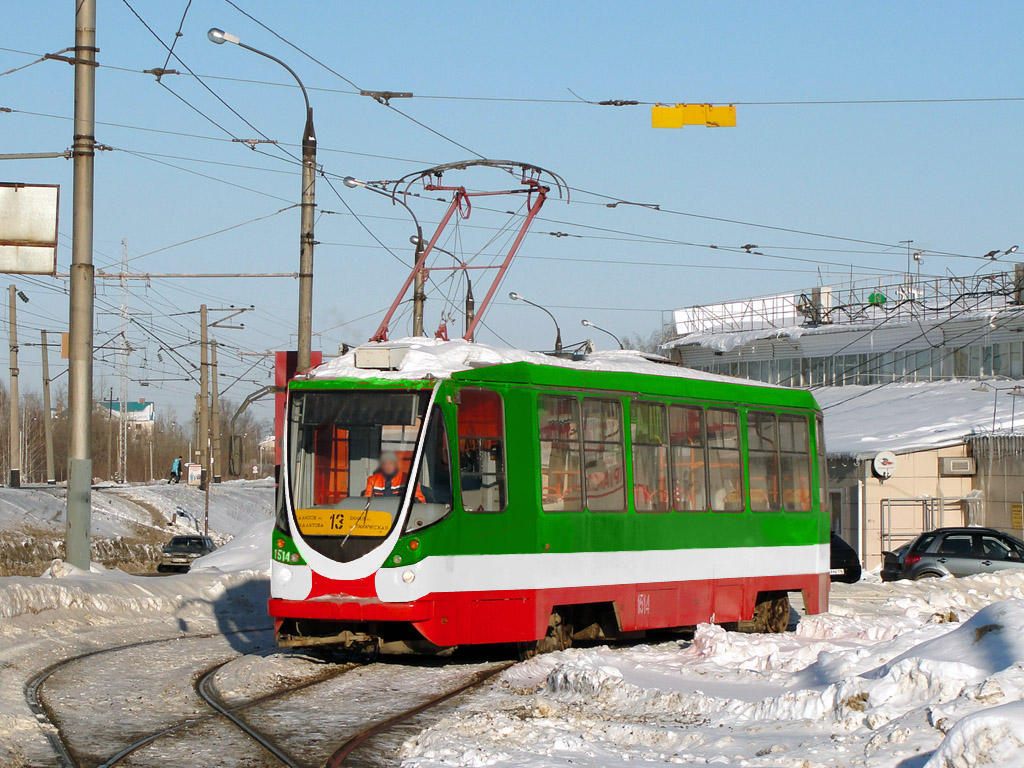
[2,0,1022,421]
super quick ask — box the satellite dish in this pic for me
[872,451,898,481]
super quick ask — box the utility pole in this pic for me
[199,304,209,490]
[297,106,316,371]
[107,385,113,480]
[8,286,19,488]
[413,239,425,337]
[210,340,222,483]
[40,331,55,485]
[67,0,97,569]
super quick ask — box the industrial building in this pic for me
[662,267,1024,567]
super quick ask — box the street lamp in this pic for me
[208,28,317,371]
[509,292,562,351]
[973,381,1024,431]
[343,176,428,336]
[581,319,624,350]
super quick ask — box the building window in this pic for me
[583,398,626,512]
[779,413,812,512]
[631,402,670,512]
[708,408,744,512]
[539,395,583,511]
[457,388,505,513]
[669,405,707,511]
[747,410,781,512]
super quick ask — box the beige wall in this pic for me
[829,445,974,569]
[974,450,1024,537]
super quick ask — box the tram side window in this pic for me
[707,408,744,512]
[669,405,707,511]
[779,414,812,512]
[816,415,829,509]
[539,395,583,511]
[631,402,670,512]
[457,389,506,513]
[583,398,626,512]
[747,410,781,512]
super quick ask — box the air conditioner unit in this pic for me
[940,457,976,476]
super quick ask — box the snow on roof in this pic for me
[817,378,1024,458]
[663,321,881,353]
[305,338,776,387]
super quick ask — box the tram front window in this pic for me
[288,390,452,561]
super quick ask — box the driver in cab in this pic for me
[364,451,425,502]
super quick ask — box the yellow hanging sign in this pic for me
[295,508,393,537]
[652,103,737,129]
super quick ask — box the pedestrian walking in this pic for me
[169,455,183,484]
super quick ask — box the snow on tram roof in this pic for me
[305,338,778,387]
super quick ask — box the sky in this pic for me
[1,0,1023,426]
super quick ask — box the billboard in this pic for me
[0,183,59,275]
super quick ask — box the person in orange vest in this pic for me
[363,451,425,502]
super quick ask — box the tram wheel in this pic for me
[741,592,790,634]
[520,612,574,659]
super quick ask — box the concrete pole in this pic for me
[199,304,209,490]
[7,286,19,488]
[412,239,425,337]
[40,331,55,485]
[66,0,97,568]
[297,109,316,372]
[210,340,222,483]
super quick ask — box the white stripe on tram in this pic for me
[375,543,830,603]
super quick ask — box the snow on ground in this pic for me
[192,518,273,573]
[117,478,275,538]
[0,478,274,574]
[403,572,1024,768]
[0,517,273,766]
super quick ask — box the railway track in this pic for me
[29,633,511,768]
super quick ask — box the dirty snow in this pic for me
[309,338,771,388]
[402,572,1024,768]
[816,379,1024,458]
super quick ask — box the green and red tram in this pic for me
[269,342,830,653]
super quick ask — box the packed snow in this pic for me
[6,517,1024,765]
[308,337,772,387]
[402,572,1024,768]
[192,517,273,573]
[0,478,274,575]
[816,379,1024,458]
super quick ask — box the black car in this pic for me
[882,527,1024,582]
[830,532,862,583]
[158,535,216,573]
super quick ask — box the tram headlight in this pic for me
[278,566,293,583]
[402,569,416,584]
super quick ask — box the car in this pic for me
[881,527,1024,582]
[158,535,216,573]
[829,532,862,583]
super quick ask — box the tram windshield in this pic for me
[287,390,452,561]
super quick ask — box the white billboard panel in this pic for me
[0,183,59,275]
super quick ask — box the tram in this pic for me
[268,340,830,653]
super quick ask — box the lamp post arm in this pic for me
[521,297,562,351]
[236,41,310,114]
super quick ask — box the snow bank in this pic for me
[928,700,1024,767]
[309,337,765,387]
[402,575,1024,768]
[191,518,273,574]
